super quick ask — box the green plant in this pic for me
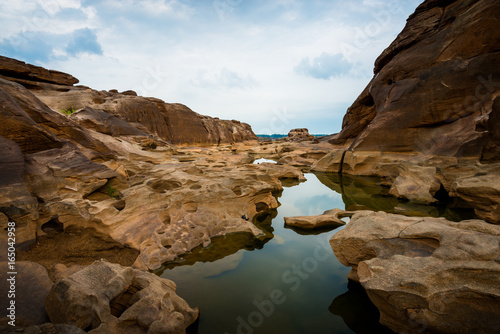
[61,106,77,115]
[106,183,120,199]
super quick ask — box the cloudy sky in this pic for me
[0,0,421,134]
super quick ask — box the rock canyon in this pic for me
[0,0,499,333]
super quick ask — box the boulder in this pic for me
[0,262,53,326]
[329,0,500,161]
[286,128,314,142]
[0,323,86,334]
[450,172,500,223]
[45,260,199,334]
[284,208,350,230]
[330,211,500,334]
[0,55,78,86]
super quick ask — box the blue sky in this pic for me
[0,0,421,134]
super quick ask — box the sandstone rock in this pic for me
[0,323,87,334]
[0,55,78,86]
[330,211,500,334]
[0,262,53,326]
[32,84,257,146]
[286,128,314,142]
[329,0,500,161]
[284,208,350,230]
[69,107,147,137]
[450,171,500,223]
[388,164,442,203]
[45,260,199,334]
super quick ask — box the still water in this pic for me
[160,173,394,334]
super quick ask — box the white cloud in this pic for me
[0,0,422,134]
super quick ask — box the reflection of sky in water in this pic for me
[253,158,277,164]
[162,173,357,334]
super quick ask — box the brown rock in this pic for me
[0,262,53,326]
[330,0,500,160]
[286,128,314,142]
[0,55,78,86]
[284,208,350,230]
[45,260,199,334]
[388,164,442,203]
[330,210,500,334]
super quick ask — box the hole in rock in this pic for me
[41,218,64,233]
[255,202,269,212]
[232,186,243,196]
[148,179,182,192]
[110,280,143,318]
[433,184,451,202]
[113,200,126,211]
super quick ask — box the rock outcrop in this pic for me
[284,208,350,230]
[313,0,500,224]
[45,260,199,334]
[286,128,314,142]
[330,210,500,334]
[330,0,500,159]
[0,55,297,272]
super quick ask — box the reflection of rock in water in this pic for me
[16,226,139,280]
[156,209,277,274]
[313,172,476,221]
[329,281,394,334]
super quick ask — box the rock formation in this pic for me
[312,0,500,224]
[0,55,304,274]
[329,0,500,160]
[284,208,350,230]
[330,211,500,334]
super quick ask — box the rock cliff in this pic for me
[330,0,500,160]
[0,55,257,146]
[313,0,500,223]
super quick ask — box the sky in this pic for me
[0,0,422,135]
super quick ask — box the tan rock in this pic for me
[45,260,199,334]
[286,128,314,142]
[0,262,52,326]
[330,210,500,334]
[388,165,441,203]
[284,208,350,229]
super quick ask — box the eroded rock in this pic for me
[330,211,500,334]
[284,208,350,230]
[45,260,199,334]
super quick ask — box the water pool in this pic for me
[160,173,393,333]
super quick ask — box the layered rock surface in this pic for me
[313,0,500,224]
[330,211,500,334]
[284,208,350,230]
[45,260,199,334]
[0,55,307,274]
[0,55,256,146]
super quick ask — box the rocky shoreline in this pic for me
[1,0,499,333]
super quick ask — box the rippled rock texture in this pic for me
[330,211,500,334]
[45,260,199,334]
[313,0,500,224]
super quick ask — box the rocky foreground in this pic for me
[0,0,500,333]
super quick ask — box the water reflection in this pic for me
[159,172,474,334]
[314,172,477,221]
[329,281,394,334]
